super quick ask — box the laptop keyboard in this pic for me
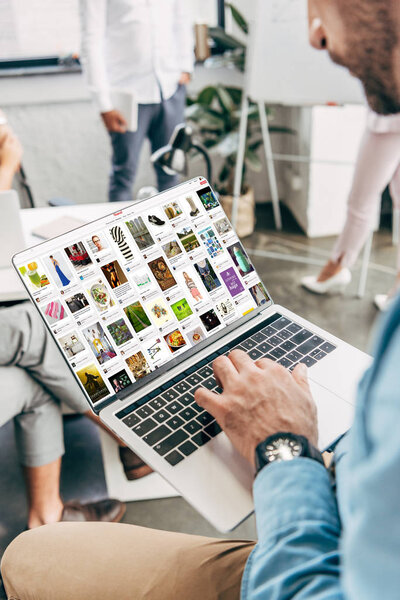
[115,314,336,467]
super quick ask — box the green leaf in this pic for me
[225,3,249,35]
[245,148,262,172]
[215,85,235,114]
[197,86,217,106]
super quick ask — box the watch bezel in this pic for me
[255,432,323,474]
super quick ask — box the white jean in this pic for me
[331,113,400,270]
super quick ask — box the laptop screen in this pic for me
[14,178,270,409]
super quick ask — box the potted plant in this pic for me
[186,3,292,237]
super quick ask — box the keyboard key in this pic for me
[136,405,153,419]
[166,416,184,430]
[196,412,214,426]
[191,385,202,395]
[258,341,273,354]
[300,356,317,367]
[180,407,197,421]
[132,418,157,437]
[276,329,292,340]
[267,336,282,347]
[201,377,218,390]
[240,338,257,350]
[143,425,171,446]
[277,357,293,368]
[153,409,170,423]
[154,430,189,456]
[286,350,302,362]
[174,381,191,394]
[271,316,291,330]
[286,322,302,334]
[122,413,141,428]
[192,431,212,447]
[162,389,179,402]
[179,392,194,406]
[149,397,166,410]
[249,348,263,360]
[192,402,204,413]
[265,353,277,361]
[310,348,323,358]
[165,401,184,415]
[297,336,324,356]
[280,340,296,352]
[198,365,213,378]
[290,329,313,345]
[183,419,202,434]
[178,440,198,457]
[252,331,267,343]
[313,350,327,361]
[187,374,202,386]
[270,347,286,359]
[205,421,222,437]
[262,325,278,336]
[320,342,336,354]
[164,450,185,466]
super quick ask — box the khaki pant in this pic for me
[1,522,255,600]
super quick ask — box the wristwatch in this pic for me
[255,432,324,474]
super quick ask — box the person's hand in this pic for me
[101,109,128,133]
[195,351,318,466]
[0,129,23,174]
[317,259,343,282]
[179,72,191,85]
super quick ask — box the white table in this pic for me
[0,202,132,303]
[1,202,178,501]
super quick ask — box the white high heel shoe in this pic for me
[374,294,390,311]
[301,268,352,295]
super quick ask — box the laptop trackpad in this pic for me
[309,379,354,450]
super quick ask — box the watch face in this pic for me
[265,437,302,462]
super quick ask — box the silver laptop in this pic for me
[13,177,371,532]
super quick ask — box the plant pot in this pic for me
[219,187,255,238]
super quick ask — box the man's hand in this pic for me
[178,72,191,85]
[101,109,128,133]
[195,351,318,466]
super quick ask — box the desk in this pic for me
[1,202,132,303]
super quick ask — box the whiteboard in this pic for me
[246,0,365,106]
[0,0,80,59]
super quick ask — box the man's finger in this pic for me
[212,355,238,387]
[291,363,310,392]
[255,357,277,370]
[228,349,254,371]
[194,386,225,423]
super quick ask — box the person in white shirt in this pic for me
[80,0,195,202]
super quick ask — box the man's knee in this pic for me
[1,529,39,598]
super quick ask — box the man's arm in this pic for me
[196,354,344,598]
[0,120,23,191]
[79,0,127,132]
[174,0,195,83]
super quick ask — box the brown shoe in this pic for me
[61,499,126,523]
[119,446,153,480]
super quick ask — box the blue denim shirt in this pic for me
[241,294,400,599]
